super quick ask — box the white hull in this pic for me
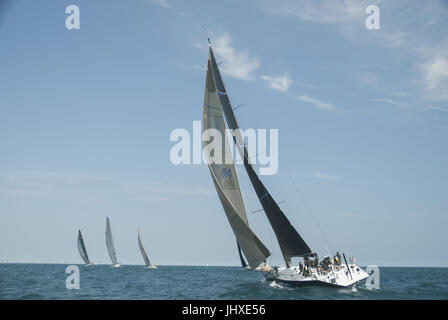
[262,263,369,288]
[86,262,96,266]
[111,264,122,268]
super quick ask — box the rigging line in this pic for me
[187,0,213,50]
[252,201,286,213]
[233,103,245,111]
[223,74,335,256]
[279,157,334,255]
[201,25,209,42]
[249,151,265,160]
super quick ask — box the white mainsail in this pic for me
[203,54,270,269]
[137,229,152,268]
[105,217,118,265]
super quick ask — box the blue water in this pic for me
[0,264,447,299]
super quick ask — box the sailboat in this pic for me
[138,229,157,269]
[77,230,95,266]
[202,40,369,287]
[105,217,121,267]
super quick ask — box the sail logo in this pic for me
[220,167,236,188]
[221,168,232,180]
[170,121,278,175]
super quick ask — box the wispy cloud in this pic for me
[296,94,337,111]
[292,80,322,89]
[149,0,170,8]
[122,180,214,200]
[420,55,448,102]
[0,170,214,201]
[352,70,381,88]
[260,74,291,92]
[391,92,410,98]
[427,105,448,112]
[213,33,260,80]
[260,0,367,24]
[0,171,112,198]
[371,98,407,107]
[257,0,448,103]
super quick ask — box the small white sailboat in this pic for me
[106,217,121,267]
[77,230,95,266]
[138,229,157,269]
[202,40,369,288]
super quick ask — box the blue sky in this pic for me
[0,0,447,267]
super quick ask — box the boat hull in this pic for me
[263,263,369,288]
[275,278,345,288]
[273,277,365,288]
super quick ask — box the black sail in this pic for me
[237,241,248,269]
[77,230,90,264]
[208,46,312,266]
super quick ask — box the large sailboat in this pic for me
[138,229,157,269]
[105,217,121,267]
[77,230,95,266]
[202,41,369,287]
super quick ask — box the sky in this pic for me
[0,0,447,267]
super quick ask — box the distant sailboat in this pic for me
[105,217,121,267]
[202,41,369,287]
[137,229,157,269]
[77,230,94,266]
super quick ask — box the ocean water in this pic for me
[0,264,447,300]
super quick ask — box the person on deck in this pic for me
[313,253,319,268]
[304,256,310,269]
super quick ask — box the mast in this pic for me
[207,46,312,267]
[203,53,270,269]
[77,230,90,265]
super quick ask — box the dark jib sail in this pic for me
[207,46,313,266]
[138,229,152,268]
[77,230,90,264]
[237,242,248,269]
